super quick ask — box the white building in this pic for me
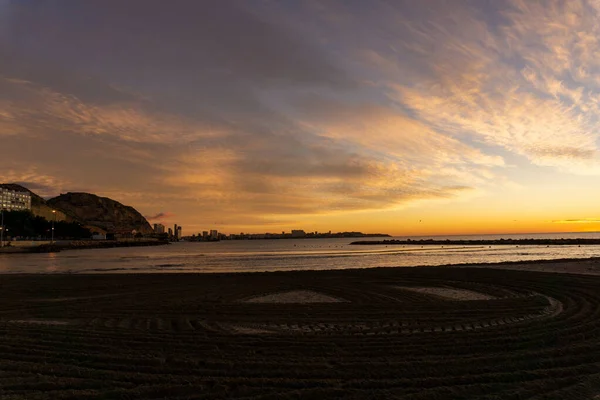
[0,187,31,211]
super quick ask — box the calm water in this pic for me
[1,232,600,274]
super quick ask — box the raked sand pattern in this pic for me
[0,266,599,399]
[243,290,346,303]
[395,286,495,300]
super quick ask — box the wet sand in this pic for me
[457,256,600,276]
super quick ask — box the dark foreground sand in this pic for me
[0,260,599,399]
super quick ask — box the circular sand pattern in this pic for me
[232,285,560,336]
[243,290,347,304]
[394,286,496,300]
[0,267,599,398]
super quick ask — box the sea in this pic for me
[1,232,600,274]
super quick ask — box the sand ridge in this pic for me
[396,286,495,300]
[8,319,71,326]
[244,290,346,304]
[226,325,275,335]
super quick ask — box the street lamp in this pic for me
[0,209,4,248]
[51,210,56,244]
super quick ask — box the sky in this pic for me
[2,0,600,236]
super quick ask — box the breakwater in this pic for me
[350,238,600,246]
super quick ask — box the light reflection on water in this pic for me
[1,233,600,274]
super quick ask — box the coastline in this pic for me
[0,239,169,254]
[1,254,599,276]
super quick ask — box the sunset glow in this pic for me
[2,0,600,235]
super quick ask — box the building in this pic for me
[168,228,173,238]
[0,187,31,211]
[202,231,208,240]
[172,224,183,240]
[210,229,218,240]
[112,229,136,239]
[153,223,165,234]
[291,229,306,238]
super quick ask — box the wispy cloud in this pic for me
[145,212,175,222]
[1,167,69,198]
[380,0,600,173]
[0,77,228,144]
[552,219,600,224]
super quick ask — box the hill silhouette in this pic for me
[1,184,152,234]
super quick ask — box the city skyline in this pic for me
[2,1,600,235]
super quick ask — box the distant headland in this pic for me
[0,183,163,252]
[187,230,391,241]
[1,183,152,237]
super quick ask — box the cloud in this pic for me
[363,0,600,174]
[1,168,69,198]
[145,212,175,221]
[0,77,229,144]
[0,1,352,100]
[552,219,600,224]
[4,0,600,233]
[0,71,489,223]
[0,1,507,233]
[290,96,505,168]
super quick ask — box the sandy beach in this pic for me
[0,260,599,398]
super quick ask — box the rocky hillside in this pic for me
[47,192,152,234]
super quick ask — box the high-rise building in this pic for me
[173,224,182,240]
[202,231,208,240]
[210,229,218,239]
[0,187,31,211]
[168,228,173,237]
[153,223,165,234]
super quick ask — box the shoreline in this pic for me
[2,255,599,276]
[0,239,169,254]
